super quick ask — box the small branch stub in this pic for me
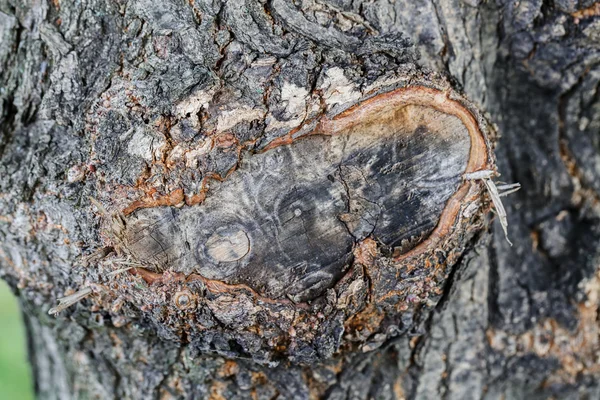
[174,289,196,310]
[205,228,251,263]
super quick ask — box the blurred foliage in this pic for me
[0,280,34,400]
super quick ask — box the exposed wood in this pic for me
[121,87,491,301]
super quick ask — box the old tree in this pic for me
[2,0,600,398]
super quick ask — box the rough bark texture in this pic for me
[1,0,600,399]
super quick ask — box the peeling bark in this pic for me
[2,0,600,399]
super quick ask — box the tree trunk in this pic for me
[2,0,600,399]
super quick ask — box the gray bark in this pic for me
[1,0,600,399]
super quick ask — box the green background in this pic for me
[0,280,34,399]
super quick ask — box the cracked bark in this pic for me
[2,0,600,399]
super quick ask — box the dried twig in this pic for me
[497,183,521,197]
[464,169,520,246]
[48,287,93,316]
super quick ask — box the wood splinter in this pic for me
[48,287,93,316]
[464,169,521,245]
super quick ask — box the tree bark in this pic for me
[2,0,600,399]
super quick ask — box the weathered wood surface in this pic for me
[124,98,475,301]
[2,0,600,399]
[84,85,490,367]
